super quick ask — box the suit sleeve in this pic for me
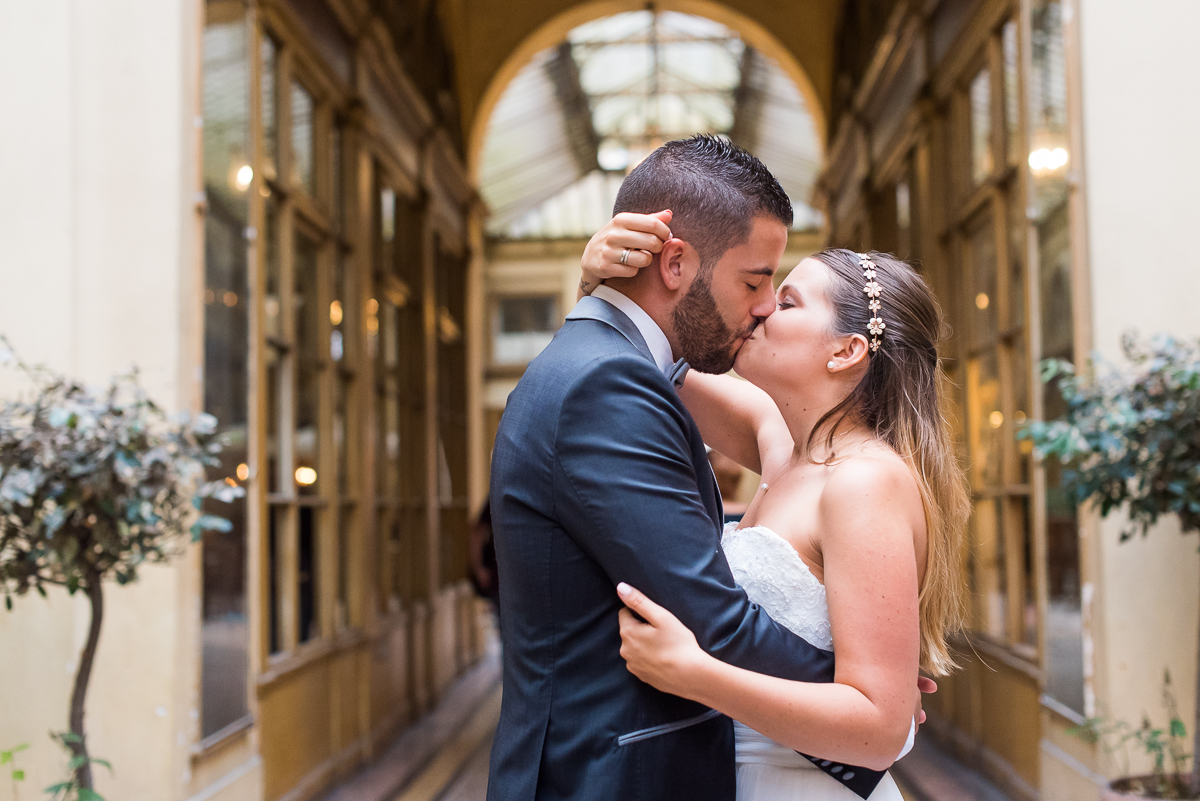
[554,353,835,683]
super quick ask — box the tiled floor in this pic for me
[891,738,1016,801]
[321,629,1011,801]
[389,709,1012,801]
[391,686,500,801]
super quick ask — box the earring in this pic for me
[827,360,836,370]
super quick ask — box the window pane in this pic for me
[381,187,396,243]
[264,197,281,340]
[334,373,349,494]
[967,214,997,353]
[376,298,400,497]
[895,180,911,257]
[1011,497,1037,648]
[266,346,282,494]
[1003,21,1021,167]
[376,509,393,613]
[1032,0,1082,713]
[337,504,353,629]
[390,515,405,604]
[201,13,250,738]
[1030,0,1070,219]
[291,81,315,194]
[261,36,277,181]
[1008,186,1026,331]
[268,505,284,653]
[1011,336,1032,485]
[298,507,318,643]
[331,125,343,227]
[203,19,251,215]
[967,351,1002,489]
[493,296,559,364]
[332,256,352,495]
[384,377,401,496]
[295,232,320,495]
[972,497,1006,638]
[970,68,992,185]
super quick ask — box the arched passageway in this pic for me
[446,0,843,170]
[472,5,827,237]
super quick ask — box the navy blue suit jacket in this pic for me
[486,295,872,801]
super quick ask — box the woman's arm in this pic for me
[677,372,789,475]
[617,457,925,770]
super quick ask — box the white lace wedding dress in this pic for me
[722,523,908,801]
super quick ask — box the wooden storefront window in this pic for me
[200,1,252,740]
[1028,0,1083,715]
[950,17,1038,657]
[198,0,477,789]
[437,244,469,588]
[372,180,426,614]
[254,20,347,659]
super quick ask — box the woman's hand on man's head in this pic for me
[579,211,673,296]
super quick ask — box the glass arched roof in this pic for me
[479,10,823,239]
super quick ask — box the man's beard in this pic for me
[671,269,750,374]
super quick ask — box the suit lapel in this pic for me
[569,295,723,526]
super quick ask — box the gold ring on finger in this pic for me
[619,247,631,266]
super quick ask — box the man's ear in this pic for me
[658,238,694,292]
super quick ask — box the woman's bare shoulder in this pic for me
[818,448,924,537]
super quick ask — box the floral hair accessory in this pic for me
[858,253,885,352]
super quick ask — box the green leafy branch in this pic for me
[2,744,28,801]
[44,732,110,801]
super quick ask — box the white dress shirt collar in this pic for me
[589,285,675,374]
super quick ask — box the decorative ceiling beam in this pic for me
[570,35,743,50]
[544,41,601,175]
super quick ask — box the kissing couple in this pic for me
[487,135,969,801]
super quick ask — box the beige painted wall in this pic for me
[0,2,221,799]
[1077,0,1200,778]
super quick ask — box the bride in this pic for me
[580,218,969,800]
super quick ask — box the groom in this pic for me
[487,135,883,800]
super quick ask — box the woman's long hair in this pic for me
[808,249,969,676]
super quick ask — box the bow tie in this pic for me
[667,358,690,389]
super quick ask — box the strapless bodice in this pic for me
[722,522,832,651]
[722,522,832,769]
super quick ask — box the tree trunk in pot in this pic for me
[67,576,104,791]
[1193,573,1200,798]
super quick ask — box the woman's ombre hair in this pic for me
[809,248,969,676]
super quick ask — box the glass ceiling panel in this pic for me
[480,10,823,239]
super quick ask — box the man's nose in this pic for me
[750,285,776,320]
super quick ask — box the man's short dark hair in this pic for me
[613,135,793,268]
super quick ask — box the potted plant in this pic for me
[1070,671,1192,799]
[1022,334,1200,799]
[0,340,242,798]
